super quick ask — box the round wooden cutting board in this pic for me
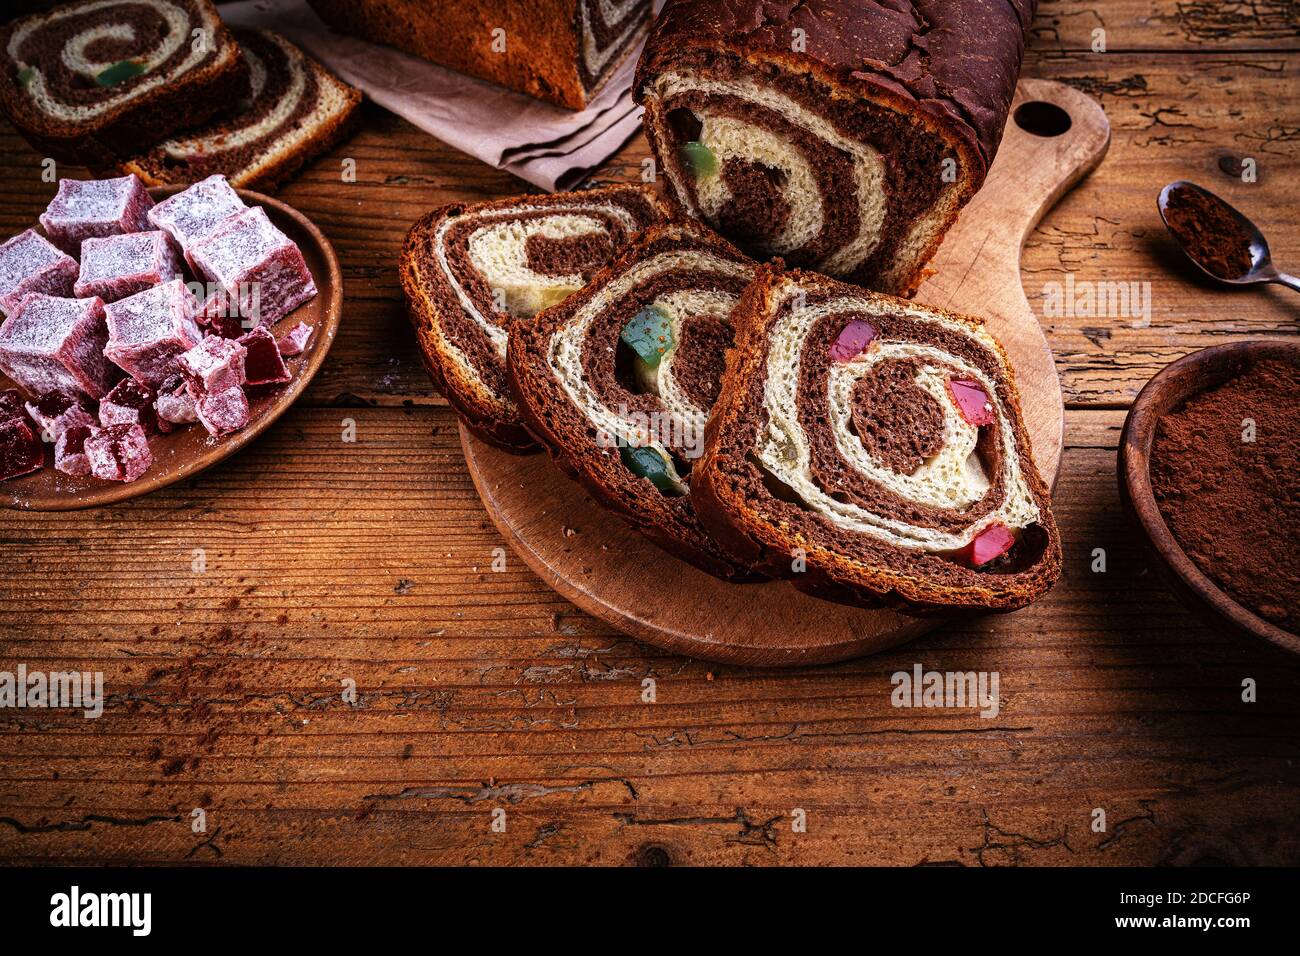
[463,79,1111,666]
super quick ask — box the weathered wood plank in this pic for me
[1,407,1296,865]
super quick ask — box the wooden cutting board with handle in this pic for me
[462,79,1110,666]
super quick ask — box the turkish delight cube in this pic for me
[155,375,198,428]
[0,229,78,317]
[84,422,152,482]
[54,422,94,476]
[179,334,247,394]
[147,175,245,269]
[0,294,112,398]
[197,286,253,338]
[0,387,26,421]
[188,207,316,327]
[75,231,183,303]
[277,322,312,357]
[99,378,158,432]
[39,175,154,254]
[195,386,249,438]
[104,279,202,387]
[24,389,96,442]
[0,412,43,480]
[238,326,290,385]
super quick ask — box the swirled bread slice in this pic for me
[401,185,667,452]
[508,220,758,581]
[695,265,1062,612]
[635,0,1035,296]
[121,29,361,192]
[0,0,249,169]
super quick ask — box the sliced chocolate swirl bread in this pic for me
[122,29,361,192]
[400,185,668,452]
[508,220,757,581]
[0,0,248,168]
[695,266,1062,612]
[635,0,1035,296]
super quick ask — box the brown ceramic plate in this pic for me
[1118,340,1300,657]
[1,186,341,511]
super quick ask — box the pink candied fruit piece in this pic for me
[947,379,996,426]
[0,229,78,318]
[238,326,290,385]
[38,175,154,254]
[154,375,198,429]
[103,279,202,387]
[0,396,44,481]
[147,175,246,271]
[75,231,183,303]
[830,320,878,362]
[195,385,249,438]
[24,389,96,442]
[54,422,94,476]
[99,378,158,432]
[959,523,1017,567]
[0,293,113,399]
[277,321,311,357]
[84,422,152,482]
[188,206,317,327]
[179,334,247,394]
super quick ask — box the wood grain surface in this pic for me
[0,0,1297,866]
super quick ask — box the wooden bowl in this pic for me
[1118,340,1300,657]
[1,186,342,511]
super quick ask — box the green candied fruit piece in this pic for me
[620,304,674,367]
[16,67,35,88]
[679,140,718,178]
[95,60,146,87]
[620,446,686,496]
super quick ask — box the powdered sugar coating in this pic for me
[188,206,317,326]
[155,376,198,426]
[24,389,95,442]
[179,334,247,393]
[98,378,158,432]
[76,231,183,302]
[147,175,246,269]
[54,423,93,476]
[0,294,112,398]
[0,229,78,317]
[277,321,311,357]
[195,385,249,437]
[39,175,154,254]
[84,422,153,482]
[103,279,202,387]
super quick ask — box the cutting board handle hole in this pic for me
[1014,101,1072,138]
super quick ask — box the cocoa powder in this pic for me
[1163,185,1254,280]
[1149,358,1299,632]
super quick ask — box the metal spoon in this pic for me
[1158,180,1300,293]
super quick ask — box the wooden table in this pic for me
[1,1,1297,867]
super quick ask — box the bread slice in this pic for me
[400,185,668,453]
[694,265,1062,612]
[0,0,249,169]
[508,219,759,581]
[120,29,361,192]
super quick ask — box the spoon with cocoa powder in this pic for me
[1158,181,1299,293]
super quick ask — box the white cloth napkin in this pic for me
[220,0,650,191]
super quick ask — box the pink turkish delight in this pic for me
[196,287,249,338]
[0,412,43,480]
[155,375,197,429]
[39,175,154,254]
[179,334,247,394]
[24,389,96,442]
[104,279,202,387]
[99,378,158,432]
[0,387,26,421]
[195,386,249,438]
[0,294,112,398]
[84,422,152,482]
[188,207,316,327]
[75,231,183,303]
[147,175,245,270]
[238,326,289,385]
[0,229,78,317]
[277,322,312,357]
[54,422,94,476]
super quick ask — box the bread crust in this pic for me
[0,0,249,169]
[507,219,760,581]
[400,185,669,455]
[693,264,1063,613]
